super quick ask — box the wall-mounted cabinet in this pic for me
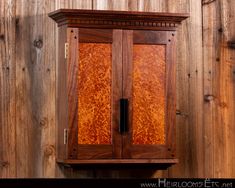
[49,9,188,169]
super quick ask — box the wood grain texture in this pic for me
[133,30,167,44]
[1,0,235,179]
[40,1,57,178]
[112,30,123,159]
[122,30,133,159]
[77,145,112,159]
[49,9,188,30]
[132,45,166,145]
[165,31,177,160]
[15,0,57,178]
[202,0,235,178]
[187,0,204,177]
[67,28,79,159]
[57,25,68,162]
[218,0,235,178]
[0,0,16,178]
[166,0,204,178]
[162,0,189,178]
[202,0,219,177]
[15,0,33,177]
[78,43,112,144]
[79,29,112,43]
[137,0,166,12]
[93,0,137,11]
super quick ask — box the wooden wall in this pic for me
[0,0,235,178]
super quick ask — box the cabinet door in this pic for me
[122,30,176,159]
[67,28,122,159]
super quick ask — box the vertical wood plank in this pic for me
[15,0,32,177]
[137,0,166,12]
[202,0,235,178]
[165,0,191,178]
[41,0,57,178]
[15,0,57,177]
[0,0,16,178]
[72,0,92,9]
[56,0,92,9]
[93,0,137,11]
[202,0,220,177]
[93,0,109,10]
[165,0,204,178]
[220,0,235,178]
[213,0,235,178]
[180,7,204,178]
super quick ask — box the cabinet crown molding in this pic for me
[49,9,189,30]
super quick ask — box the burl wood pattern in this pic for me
[78,43,112,144]
[132,45,166,145]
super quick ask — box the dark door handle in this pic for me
[120,98,128,134]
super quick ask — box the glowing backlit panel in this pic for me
[132,45,166,145]
[78,43,111,144]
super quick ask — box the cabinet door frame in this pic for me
[122,30,177,159]
[66,28,123,159]
[63,28,176,160]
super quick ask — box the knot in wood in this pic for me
[228,41,235,49]
[218,28,223,33]
[15,17,20,26]
[34,39,43,49]
[204,94,214,102]
[202,0,216,5]
[44,145,55,156]
[0,161,9,168]
[0,34,4,41]
[39,117,48,128]
[176,110,189,117]
[219,102,227,108]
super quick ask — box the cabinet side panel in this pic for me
[132,45,166,145]
[78,43,112,144]
[57,25,68,160]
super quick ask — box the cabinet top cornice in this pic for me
[49,9,189,31]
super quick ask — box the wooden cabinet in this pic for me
[49,9,188,168]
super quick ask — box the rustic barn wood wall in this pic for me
[0,0,235,178]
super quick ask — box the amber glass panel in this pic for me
[132,45,166,145]
[78,43,111,144]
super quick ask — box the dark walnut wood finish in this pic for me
[49,9,188,30]
[49,9,188,168]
